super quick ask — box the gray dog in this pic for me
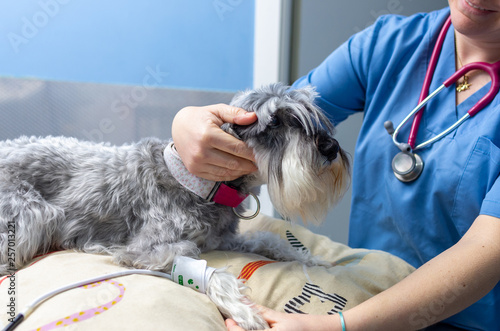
[0,83,350,329]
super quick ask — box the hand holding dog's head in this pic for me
[228,83,351,224]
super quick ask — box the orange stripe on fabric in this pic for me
[237,260,277,283]
[239,261,271,279]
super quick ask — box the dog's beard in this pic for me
[256,134,349,225]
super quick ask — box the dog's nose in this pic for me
[318,138,340,162]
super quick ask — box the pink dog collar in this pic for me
[208,182,249,208]
[163,142,248,208]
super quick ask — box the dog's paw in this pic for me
[303,254,334,268]
[287,248,332,268]
[231,306,269,331]
[206,269,269,330]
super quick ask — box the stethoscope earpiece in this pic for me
[384,121,412,153]
[392,152,423,183]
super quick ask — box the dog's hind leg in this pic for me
[0,179,63,275]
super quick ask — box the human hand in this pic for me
[171,104,258,181]
[225,306,338,331]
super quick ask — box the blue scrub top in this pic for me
[293,7,500,330]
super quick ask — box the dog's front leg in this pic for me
[219,231,327,267]
[206,269,269,330]
[113,239,201,272]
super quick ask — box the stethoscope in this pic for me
[384,16,500,182]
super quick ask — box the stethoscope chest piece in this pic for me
[392,152,423,182]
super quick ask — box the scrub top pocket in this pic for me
[452,136,500,235]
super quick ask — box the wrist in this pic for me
[338,312,346,331]
[305,314,344,331]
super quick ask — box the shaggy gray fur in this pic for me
[0,83,350,329]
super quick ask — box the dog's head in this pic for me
[227,83,350,224]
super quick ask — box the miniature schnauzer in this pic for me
[0,83,350,329]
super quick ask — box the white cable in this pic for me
[3,269,172,331]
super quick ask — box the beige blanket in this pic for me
[0,215,414,330]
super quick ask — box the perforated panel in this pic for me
[0,77,234,144]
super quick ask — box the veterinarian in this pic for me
[172,2,500,330]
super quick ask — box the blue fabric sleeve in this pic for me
[292,13,431,126]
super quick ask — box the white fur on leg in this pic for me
[206,269,268,330]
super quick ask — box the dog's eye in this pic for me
[269,116,281,129]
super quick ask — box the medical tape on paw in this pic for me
[171,256,215,294]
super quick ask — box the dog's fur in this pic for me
[0,83,350,329]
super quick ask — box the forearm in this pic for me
[229,217,500,331]
[238,239,496,331]
[341,215,500,330]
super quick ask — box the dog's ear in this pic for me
[221,123,231,132]
[221,123,242,140]
[229,89,253,110]
[289,85,318,103]
[229,83,289,111]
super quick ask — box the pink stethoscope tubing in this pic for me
[391,16,500,152]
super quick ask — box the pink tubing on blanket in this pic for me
[30,279,126,331]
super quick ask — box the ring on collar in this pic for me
[233,192,260,220]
